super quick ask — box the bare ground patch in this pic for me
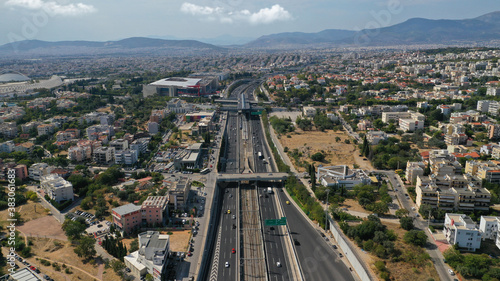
[18,215,66,241]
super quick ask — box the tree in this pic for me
[117,190,128,201]
[63,219,87,240]
[399,217,414,230]
[395,208,409,218]
[296,117,313,131]
[110,260,125,273]
[74,236,96,260]
[145,274,154,281]
[403,230,427,247]
[311,152,325,162]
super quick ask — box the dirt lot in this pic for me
[340,199,368,213]
[25,237,120,281]
[18,216,67,241]
[278,129,374,172]
[164,229,192,252]
[0,200,50,228]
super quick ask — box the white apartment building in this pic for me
[115,149,139,165]
[443,213,481,251]
[28,163,54,181]
[40,174,74,203]
[110,139,129,151]
[131,138,150,155]
[487,87,500,96]
[124,231,170,281]
[399,118,424,132]
[477,100,491,113]
[479,216,499,241]
[405,161,425,184]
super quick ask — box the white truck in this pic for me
[267,187,273,194]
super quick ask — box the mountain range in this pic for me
[1,11,500,55]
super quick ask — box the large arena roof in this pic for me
[0,72,30,83]
[150,77,201,88]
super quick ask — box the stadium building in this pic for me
[142,76,218,98]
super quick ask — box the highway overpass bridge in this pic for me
[216,172,289,183]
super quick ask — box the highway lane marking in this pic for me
[209,224,223,281]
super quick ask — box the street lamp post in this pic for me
[324,189,330,231]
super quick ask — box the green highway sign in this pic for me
[265,217,287,226]
[251,110,262,115]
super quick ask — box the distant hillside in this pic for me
[245,11,500,49]
[0,37,224,56]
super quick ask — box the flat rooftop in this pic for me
[150,77,201,88]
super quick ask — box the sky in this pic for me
[1,0,500,45]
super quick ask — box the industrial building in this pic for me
[317,165,371,189]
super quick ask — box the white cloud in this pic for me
[248,5,292,24]
[5,0,96,16]
[180,3,292,24]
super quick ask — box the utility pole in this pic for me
[324,189,330,231]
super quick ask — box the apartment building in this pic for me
[124,231,170,281]
[115,149,139,165]
[86,124,114,141]
[130,138,150,156]
[40,174,74,203]
[93,147,115,164]
[465,160,500,184]
[416,175,490,212]
[366,131,387,145]
[110,139,129,151]
[443,213,481,251]
[148,122,159,135]
[0,140,15,153]
[488,124,500,140]
[56,129,80,142]
[168,177,191,210]
[0,122,17,138]
[13,164,28,181]
[141,196,169,226]
[112,203,142,234]
[381,111,425,132]
[477,100,491,113]
[479,216,499,241]
[29,163,54,181]
[405,161,425,184]
[37,123,55,136]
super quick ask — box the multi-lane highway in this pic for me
[204,79,356,281]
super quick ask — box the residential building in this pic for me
[416,175,490,211]
[405,161,426,184]
[0,122,18,138]
[115,149,139,165]
[0,140,15,153]
[477,100,491,113]
[14,142,34,154]
[148,122,159,135]
[29,163,54,181]
[13,164,28,181]
[124,231,170,281]
[56,129,80,142]
[303,106,316,117]
[112,203,142,234]
[86,124,114,141]
[465,160,500,184]
[110,139,129,151]
[489,124,500,140]
[317,165,371,189]
[479,216,499,241]
[37,123,55,136]
[93,147,115,164]
[40,174,74,203]
[130,138,150,156]
[141,196,169,226]
[443,213,482,251]
[399,117,424,132]
[168,177,191,210]
[487,87,500,96]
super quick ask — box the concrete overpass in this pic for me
[216,172,289,183]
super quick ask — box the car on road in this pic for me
[227,210,231,214]
[187,252,192,256]
[332,245,337,249]
[232,248,236,254]
[232,224,236,229]
[276,262,282,267]
[232,215,236,219]
[448,269,455,275]
[225,262,230,268]
[294,239,300,246]
[339,253,343,258]
[286,200,290,205]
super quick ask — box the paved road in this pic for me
[377,170,455,281]
[278,190,354,281]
